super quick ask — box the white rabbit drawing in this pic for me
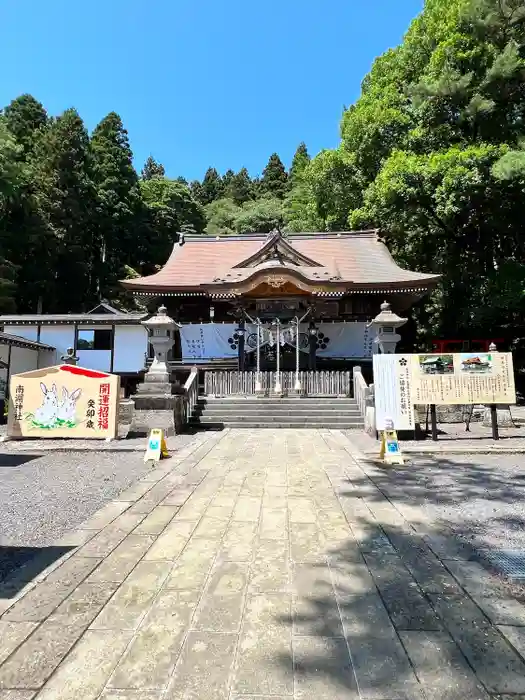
[34,383,58,427]
[57,387,82,423]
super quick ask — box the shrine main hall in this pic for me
[122,228,438,378]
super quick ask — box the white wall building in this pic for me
[0,304,149,398]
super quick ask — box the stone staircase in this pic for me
[189,397,364,429]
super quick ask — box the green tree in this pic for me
[289,142,310,184]
[189,179,205,203]
[200,167,224,205]
[141,155,165,180]
[300,0,525,348]
[260,153,288,199]
[140,178,205,270]
[2,94,48,157]
[31,109,97,312]
[91,112,143,300]
[225,167,253,205]
[234,197,284,234]
[0,119,25,311]
[204,197,241,236]
[222,169,235,191]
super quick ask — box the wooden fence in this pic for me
[204,370,353,397]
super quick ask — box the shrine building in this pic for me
[122,229,439,382]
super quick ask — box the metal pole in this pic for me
[294,316,301,392]
[274,319,282,394]
[255,319,262,393]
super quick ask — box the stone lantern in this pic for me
[130,305,182,438]
[368,301,407,354]
[141,305,178,384]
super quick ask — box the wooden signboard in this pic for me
[411,351,515,405]
[374,351,516,431]
[8,365,120,439]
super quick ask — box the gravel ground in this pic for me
[364,453,525,552]
[0,435,198,552]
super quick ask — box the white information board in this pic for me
[373,354,415,431]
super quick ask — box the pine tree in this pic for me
[260,153,288,199]
[200,167,224,204]
[290,142,310,184]
[225,167,253,205]
[2,94,48,157]
[91,112,142,300]
[31,109,97,311]
[141,155,165,180]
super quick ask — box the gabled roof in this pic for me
[233,229,323,269]
[87,302,125,315]
[121,230,440,296]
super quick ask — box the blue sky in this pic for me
[1,0,423,181]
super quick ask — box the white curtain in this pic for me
[180,322,377,361]
[283,322,377,358]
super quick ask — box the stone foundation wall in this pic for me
[415,404,485,424]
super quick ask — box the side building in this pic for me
[0,304,148,398]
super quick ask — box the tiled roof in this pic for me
[0,332,55,351]
[0,313,147,325]
[122,231,440,292]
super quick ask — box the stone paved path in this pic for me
[1,429,525,699]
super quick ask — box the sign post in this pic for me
[379,418,404,465]
[144,428,169,463]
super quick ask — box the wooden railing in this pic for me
[183,366,199,423]
[204,370,353,397]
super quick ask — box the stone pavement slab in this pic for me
[0,429,524,698]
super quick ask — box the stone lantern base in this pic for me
[129,304,185,437]
[129,377,184,437]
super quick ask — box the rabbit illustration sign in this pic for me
[8,365,120,439]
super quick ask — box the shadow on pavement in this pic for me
[0,453,43,468]
[0,545,72,598]
[277,520,525,698]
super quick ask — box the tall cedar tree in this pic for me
[0,120,24,311]
[222,169,235,191]
[2,96,49,311]
[91,112,142,300]
[200,167,224,204]
[2,94,48,157]
[290,142,310,183]
[226,167,253,205]
[260,153,288,199]
[31,109,97,312]
[141,155,165,180]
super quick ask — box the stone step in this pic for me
[200,399,357,406]
[199,406,361,416]
[189,421,364,429]
[192,414,362,425]
[197,405,360,412]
